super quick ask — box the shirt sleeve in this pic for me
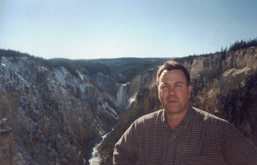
[113,121,140,165]
[222,122,257,164]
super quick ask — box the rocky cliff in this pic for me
[0,117,25,165]
[0,51,167,164]
[0,54,122,164]
[98,46,257,164]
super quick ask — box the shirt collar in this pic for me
[161,105,193,128]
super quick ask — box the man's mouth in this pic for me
[168,99,178,103]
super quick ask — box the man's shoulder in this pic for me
[134,109,163,125]
[192,107,228,124]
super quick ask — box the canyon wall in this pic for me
[0,55,121,164]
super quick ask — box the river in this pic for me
[88,133,109,165]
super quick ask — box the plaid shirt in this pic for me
[113,106,257,165]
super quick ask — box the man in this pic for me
[113,61,257,165]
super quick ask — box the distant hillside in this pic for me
[49,57,171,83]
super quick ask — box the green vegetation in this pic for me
[228,38,257,52]
[173,38,257,64]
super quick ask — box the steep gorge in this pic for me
[0,46,256,164]
[0,55,121,164]
[0,51,167,164]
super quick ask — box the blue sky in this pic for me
[0,0,257,59]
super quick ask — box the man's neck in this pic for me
[166,109,189,129]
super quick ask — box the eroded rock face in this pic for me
[184,47,257,97]
[0,118,25,165]
[192,69,257,143]
[0,56,121,164]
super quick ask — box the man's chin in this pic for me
[164,107,181,115]
[165,103,190,115]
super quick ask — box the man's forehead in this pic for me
[160,70,186,79]
[159,80,186,84]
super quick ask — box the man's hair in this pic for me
[157,61,191,86]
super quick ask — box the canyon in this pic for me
[0,51,166,164]
[0,45,257,164]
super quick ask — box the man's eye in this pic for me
[161,85,168,89]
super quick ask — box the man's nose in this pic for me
[168,86,176,95]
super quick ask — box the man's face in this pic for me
[158,69,192,115]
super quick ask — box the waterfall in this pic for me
[117,83,130,110]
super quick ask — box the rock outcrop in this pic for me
[0,54,122,164]
[0,118,25,165]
